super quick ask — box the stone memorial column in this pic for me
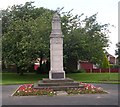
[49,13,65,80]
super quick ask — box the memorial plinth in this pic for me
[34,78,84,91]
[33,13,84,91]
[49,13,65,80]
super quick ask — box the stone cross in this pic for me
[49,13,65,80]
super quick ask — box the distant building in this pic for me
[116,57,119,65]
[77,52,117,70]
[34,58,47,71]
[107,54,116,64]
[77,60,93,70]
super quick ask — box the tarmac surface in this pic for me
[1,83,119,106]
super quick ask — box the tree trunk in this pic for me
[38,51,43,74]
[20,70,24,76]
[17,66,24,76]
[66,56,77,72]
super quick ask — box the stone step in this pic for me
[33,78,84,91]
[38,81,79,86]
[34,84,84,91]
[42,78,74,83]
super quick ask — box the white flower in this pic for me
[98,87,103,90]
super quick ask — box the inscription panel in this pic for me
[52,72,64,79]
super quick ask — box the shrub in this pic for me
[100,54,110,68]
[110,64,120,68]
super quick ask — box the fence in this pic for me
[85,68,120,73]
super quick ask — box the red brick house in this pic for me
[77,60,94,70]
[78,53,117,70]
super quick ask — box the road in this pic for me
[1,83,119,106]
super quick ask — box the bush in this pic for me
[100,54,110,68]
[110,64,120,68]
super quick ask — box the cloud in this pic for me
[0,0,31,9]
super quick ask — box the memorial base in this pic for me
[49,71,65,80]
[33,78,84,91]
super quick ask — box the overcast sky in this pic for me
[0,0,119,56]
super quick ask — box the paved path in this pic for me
[1,84,119,105]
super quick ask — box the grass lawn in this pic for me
[1,73,119,85]
[1,73,48,85]
[66,73,119,84]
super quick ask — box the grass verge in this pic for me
[66,73,119,84]
[1,73,119,85]
[1,73,48,85]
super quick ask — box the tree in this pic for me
[100,52,110,68]
[2,2,54,75]
[60,11,110,71]
[2,2,110,74]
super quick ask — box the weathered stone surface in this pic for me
[34,84,83,91]
[49,13,65,80]
[56,91,68,96]
[50,38,63,44]
[34,78,84,91]
[51,44,63,50]
[42,78,74,83]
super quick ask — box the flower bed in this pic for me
[13,84,56,96]
[13,83,108,96]
[66,82,108,95]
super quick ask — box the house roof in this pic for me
[107,54,115,58]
